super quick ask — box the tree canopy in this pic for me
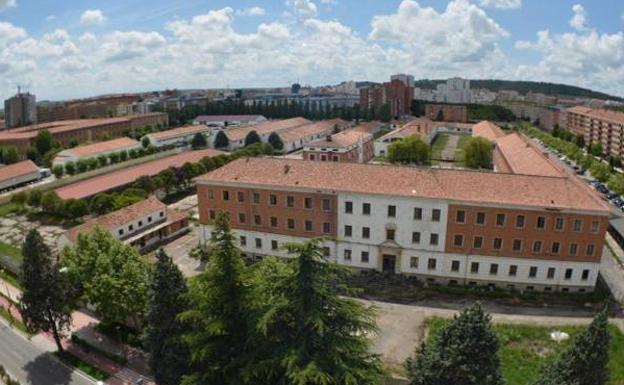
[214,130,229,149]
[191,132,207,149]
[463,137,494,169]
[244,130,262,147]
[268,132,284,151]
[388,136,431,165]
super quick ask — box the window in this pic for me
[564,268,573,280]
[529,266,538,278]
[271,240,279,250]
[322,199,331,211]
[470,262,479,274]
[591,221,599,233]
[323,222,331,234]
[412,232,421,244]
[555,217,564,231]
[323,247,330,257]
[253,192,260,204]
[512,239,523,252]
[432,209,441,222]
[288,218,295,230]
[508,265,518,276]
[430,233,439,245]
[222,190,230,201]
[362,203,371,215]
[207,189,214,199]
[118,229,124,235]
[539,268,555,282]
[532,241,542,253]
[238,213,246,224]
[304,197,313,209]
[270,217,278,227]
[573,219,582,232]
[345,201,353,213]
[536,216,546,229]
[305,220,313,232]
[254,215,261,226]
[127,225,133,232]
[360,251,369,263]
[362,227,370,239]
[476,212,486,225]
[410,256,419,268]
[414,207,422,220]
[586,244,595,256]
[456,210,466,223]
[287,195,295,207]
[427,258,436,270]
[551,242,560,254]
[255,238,262,249]
[344,249,352,261]
[516,215,525,228]
[387,205,396,218]
[344,225,352,237]
[138,220,143,227]
[493,238,503,250]
[582,269,590,280]
[148,216,152,223]
[473,236,483,249]
[569,243,578,256]
[386,229,395,241]
[453,234,464,247]
[269,194,277,205]
[237,191,245,202]
[496,213,505,226]
[240,236,246,246]
[160,211,164,217]
[490,264,499,275]
[451,260,460,272]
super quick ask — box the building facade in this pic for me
[359,76,414,117]
[196,158,608,293]
[424,104,468,123]
[4,90,36,128]
[566,106,624,157]
[303,130,374,163]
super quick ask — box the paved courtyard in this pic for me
[0,215,65,251]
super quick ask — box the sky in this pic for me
[0,0,623,102]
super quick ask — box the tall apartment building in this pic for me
[359,75,414,117]
[4,90,36,128]
[197,158,608,293]
[566,106,624,156]
[390,74,415,88]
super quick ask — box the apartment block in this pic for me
[4,91,36,128]
[196,158,608,293]
[424,104,468,123]
[359,75,414,117]
[566,106,624,156]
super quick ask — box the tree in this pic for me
[246,239,383,385]
[41,191,61,213]
[27,189,42,207]
[533,310,610,385]
[35,129,54,157]
[244,130,262,147]
[90,193,114,215]
[191,132,208,149]
[406,303,504,385]
[145,250,190,385]
[590,162,611,183]
[52,165,64,178]
[10,191,28,205]
[589,143,604,157]
[65,199,89,218]
[388,136,431,165]
[119,150,128,162]
[157,168,178,196]
[463,137,494,169]
[20,229,74,352]
[378,103,392,122]
[214,131,229,149]
[64,161,76,175]
[575,134,585,148]
[76,159,89,173]
[1,146,19,164]
[267,132,284,151]
[181,213,250,385]
[142,137,151,148]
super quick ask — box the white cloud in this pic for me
[80,9,106,26]
[236,6,265,16]
[45,15,56,21]
[0,21,26,47]
[0,0,16,10]
[101,31,166,62]
[570,4,587,31]
[287,0,318,20]
[43,29,70,42]
[479,0,521,9]
[78,33,97,44]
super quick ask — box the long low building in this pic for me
[143,125,210,147]
[60,196,189,253]
[275,119,349,153]
[303,129,374,163]
[219,117,312,150]
[196,157,609,293]
[56,148,223,200]
[0,160,42,191]
[52,137,141,168]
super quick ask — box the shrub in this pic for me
[52,165,64,178]
[65,161,76,175]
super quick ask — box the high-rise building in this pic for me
[390,74,415,88]
[359,75,414,117]
[566,106,624,157]
[4,88,36,128]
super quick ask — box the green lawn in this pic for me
[426,318,624,385]
[0,203,29,217]
[430,133,450,162]
[0,269,21,289]
[0,241,22,262]
[454,135,471,166]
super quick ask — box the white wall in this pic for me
[111,209,166,239]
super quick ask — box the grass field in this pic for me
[454,135,471,166]
[430,133,450,162]
[0,241,22,262]
[426,318,624,385]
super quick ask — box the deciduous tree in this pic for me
[191,132,208,149]
[463,137,494,169]
[388,136,431,165]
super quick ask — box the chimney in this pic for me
[284,164,290,174]
[326,135,332,142]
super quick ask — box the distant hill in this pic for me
[413,79,622,101]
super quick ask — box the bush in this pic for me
[76,159,89,173]
[119,151,128,162]
[27,189,42,206]
[65,161,76,175]
[10,191,28,205]
[52,165,64,178]
[463,136,494,169]
[41,191,61,213]
[97,154,108,167]
[87,157,99,170]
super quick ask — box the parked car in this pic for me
[607,192,618,200]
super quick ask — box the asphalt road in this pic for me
[0,321,95,385]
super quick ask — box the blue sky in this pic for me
[0,0,623,101]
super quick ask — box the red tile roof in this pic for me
[472,120,506,141]
[306,128,372,149]
[494,132,565,178]
[56,149,224,200]
[197,157,608,214]
[278,119,348,143]
[56,137,139,158]
[194,115,265,123]
[147,125,209,140]
[225,117,312,141]
[0,160,39,183]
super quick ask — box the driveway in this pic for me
[163,227,204,277]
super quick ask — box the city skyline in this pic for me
[0,0,623,102]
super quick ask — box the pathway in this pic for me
[602,234,624,303]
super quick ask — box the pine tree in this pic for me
[190,132,207,149]
[406,303,504,385]
[533,310,610,385]
[20,229,74,352]
[267,132,284,151]
[181,212,249,385]
[145,249,190,385]
[214,130,229,149]
[246,239,383,385]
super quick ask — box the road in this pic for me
[0,321,95,385]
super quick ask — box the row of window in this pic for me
[208,190,333,211]
[343,225,440,245]
[454,210,600,233]
[208,210,333,234]
[344,201,442,221]
[240,235,332,258]
[451,234,596,257]
[117,211,165,236]
[308,153,340,162]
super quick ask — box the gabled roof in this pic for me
[225,117,312,141]
[305,129,372,149]
[494,132,565,178]
[147,125,209,140]
[472,120,506,141]
[0,160,39,183]
[56,138,139,158]
[278,119,348,143]
[194,115,265,123]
